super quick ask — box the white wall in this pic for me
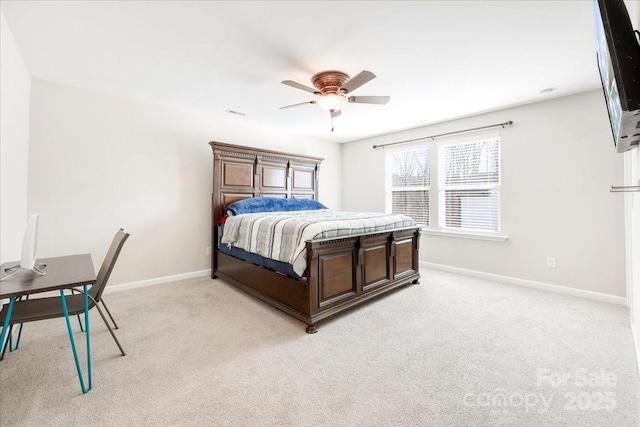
[342,91,625,297]
[0,10,31,263]
[27,79,342,286]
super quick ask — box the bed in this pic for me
[210,142,421,333]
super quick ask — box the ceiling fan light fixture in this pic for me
[280,70,389,124]
[317,93,348,111]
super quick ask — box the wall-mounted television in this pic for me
[594,0,640,153]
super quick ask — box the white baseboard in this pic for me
[104,269,210,294]
[420,261,627,306]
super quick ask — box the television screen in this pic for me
[594,0,640,153]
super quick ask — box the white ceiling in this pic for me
[1,1,605,143]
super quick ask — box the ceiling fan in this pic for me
[280,70,390,131]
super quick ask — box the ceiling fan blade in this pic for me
[330,110,342,118]
[281,80,319,94]
[341,70,376,93]
[279,101,316,110]
[348,95,390,105]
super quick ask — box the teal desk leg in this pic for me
[59,286,92,394]
[0,297,16,354]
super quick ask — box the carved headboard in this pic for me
[209,141,324,218]
[209,142,324,269]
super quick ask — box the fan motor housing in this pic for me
[311,71,350,95]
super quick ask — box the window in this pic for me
[438,137,500,233]
[385,136,503,239]
[387,148,430,226]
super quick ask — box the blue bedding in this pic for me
[224,197,327,216]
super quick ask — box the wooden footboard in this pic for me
[215,226,420,333]
[304,226,420,332]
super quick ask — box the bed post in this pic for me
[211,194,217,279]
[211,150,222,279]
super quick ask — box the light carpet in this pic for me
[0,268,638,426]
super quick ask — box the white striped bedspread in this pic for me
[220,209,416,276]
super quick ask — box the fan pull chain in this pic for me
[331,114,334,132]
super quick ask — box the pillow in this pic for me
[225,197,327,215]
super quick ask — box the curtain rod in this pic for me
[372,120,514,149]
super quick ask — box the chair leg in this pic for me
[94,303,125,356]
[3,295,27,356]
[0,325,11,361]
[9,322,25,351]
[70,288,86,332]
[0,297,16,362]
[99,299,119,329]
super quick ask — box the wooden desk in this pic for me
[0,254,96,394]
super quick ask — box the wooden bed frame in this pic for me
[210,142,421,333]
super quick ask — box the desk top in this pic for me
[0,254,96,299]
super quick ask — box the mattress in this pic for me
[220,209,416,276]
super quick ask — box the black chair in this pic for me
[0,229,130,359]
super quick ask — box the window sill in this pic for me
[421,227,509,242]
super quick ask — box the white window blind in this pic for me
[438,137,500,233]
[388,148,430,226]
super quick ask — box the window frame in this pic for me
[385,147,431,227]
[437,136,502,235]
[385,135,508,242]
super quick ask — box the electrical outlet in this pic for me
[206,246,212,256]
[546,256,557,269]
